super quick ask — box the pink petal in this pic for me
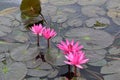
[64,61,72,65]
[76,65,83,69]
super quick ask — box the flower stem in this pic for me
[37,34,40,47]
[68,65,71,80]
[47,39,50,49]
[74,66,77,77]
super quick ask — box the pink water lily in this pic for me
[30,24,45,36]
[57,39,83,54]
[42,27,57,39]
[64,51,89,69]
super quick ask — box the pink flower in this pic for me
[42,27,57,39]
[30,24,45,36]
[64,52,89,69]
[57,39,83,54]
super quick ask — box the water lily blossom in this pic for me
[42,27,57,39]
[42,27,57,48]
[30,24,45,47]
[30,24,45,36]
[64,51,89,69]
[57,39,83,54]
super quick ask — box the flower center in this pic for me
[68,44,73,51]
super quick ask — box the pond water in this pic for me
[0,0,120,80]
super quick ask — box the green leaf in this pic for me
[20,0,41,17]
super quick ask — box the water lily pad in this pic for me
[81,6,105,17]
[0,25,12,37]
[49,0,77,6]
[27,69,49,77]
[54,76,86,80]
[0,40,22,52]
[10,30,29,42]
[24,77,40,80]
[85,49,107,63]
[101,60,120,74]
[0,62,27,80]
[65,28,114,50]
[88,59,107,67]
[52,36,62,43]
[78,0,107,6]
[107,9,120,25]
[0,25,12,33]
[45,49,66,66]
[0,7,18,16]
[104,73,120,80]
[20,0,41,17]
[108,47,120,55]
[0,16,13,26]
[51,12,67,23]
[41,5,57,16]
[27,62,53,77]
[0,31,6,37]
[86,17,110,29]
[0,53,5,62]
[41,0,48,4]
[106,0,120,9]
[11,45,39,61]
[25,58,42,68]
[67,18,82,27]
[48,69,59,78]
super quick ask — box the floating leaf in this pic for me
[0,62,27,80]
[88,59,107,67]
[104,73,120,80]
[45,49,66,66]
[86,17,110,29]
[101,60,120,74]
[65,28,114,50]
[27,68,51,77]
[49,0,77,6]
[25,58,42,68]
[81,6,105,17]
[0,40,22,52]
[20,0,41,17]
[48,69,59,78]
[11,45,39,61]
[85,49,107,63]
[0,7,18,16]
[78,0,107,6]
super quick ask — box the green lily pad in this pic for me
[20,0,41,17]
[109,47,120,55]
[85,49,107,63]
[104,73,120,80]
[48,69,59,78]
[101,60,120,74]
[45,49,66,66]
[49,0,77,6]
[27,68,51,77]
[0,40,22,52]
[65,28,114,50]
[81,6,105,17]
[25,58,42,68]
[24,77,40,80]
[10,30,29,43]
[78,0,107,6]
[86,17,110,29]
[0,62,27,80]
[11,45,39,61]
[88,59,107,67]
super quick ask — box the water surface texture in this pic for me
[0,0,120,80]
